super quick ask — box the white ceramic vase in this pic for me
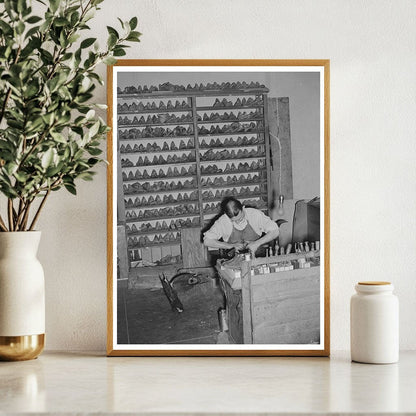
[0,231,45,360]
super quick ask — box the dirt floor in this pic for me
[117,271,225,344]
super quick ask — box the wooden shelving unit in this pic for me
[117,82,271,268]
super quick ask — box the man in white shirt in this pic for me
[203,197,279,257]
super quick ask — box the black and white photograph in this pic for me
[108,61,329,355]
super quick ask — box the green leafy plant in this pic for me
[0,0,140,231]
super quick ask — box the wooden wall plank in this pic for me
[267,97,293,200]
[181,227,207,268]
[117,225,129,280]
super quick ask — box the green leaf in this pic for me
[88,120,100,138]
[129,17,138,30]
[5,162,18,176]
[78,171,95,181]
[70,11,80,26]
[107,33,117,49]
[0,20,13,35]
[68,33,80,44]
[80,37,96,49]
[26,15,42,24]
[41,148,54,169]
[85,109,95,120]
[103,56,117,65]
[14,171,28,183]
[16,21,25,35]
[106,26,119,38]
[49,0,60,13]
[50,131,67,143]
[126,32,141,42]
[87,147,102,156]
[113,47,126,57]
[54,17,69,27]
[64,183,77,195]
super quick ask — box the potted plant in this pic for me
[0,0,140,360]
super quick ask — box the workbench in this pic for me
[216,253,321,344]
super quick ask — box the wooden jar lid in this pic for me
[358,281,391,285]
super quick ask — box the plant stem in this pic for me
[0,214,8,232]
[15,199,28,231]
[14,199,23,230]
[28,190,50,231]
[20,200,33,231]
[7,199,14,231]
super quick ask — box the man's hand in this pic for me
[232,242,246,252]
[246,241,260,256]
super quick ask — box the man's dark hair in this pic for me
[222,197,243,218]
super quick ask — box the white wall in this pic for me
[37,0,416,351]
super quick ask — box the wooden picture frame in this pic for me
[107,60,330,356]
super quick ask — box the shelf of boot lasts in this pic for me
[199,142,264,149]
[118,107,191,115]
[118,120,195,128]
[127,225,197,237]
[118,133,195,141]
[128,239,181,249]
[196,117,263,125]
[117,89,269,100]
[117,101,191,113]
[121,159,197,168]
[200,167,267,176]
[201,179,262,189]
[202,192,267,203]
[200,155,266,163]
[125,212,200,223]
[122,174,197,183]
[196,104,263,112]
[123,187,199,196]
[125,199,199,210]
[197,129,264,137]
[120,148,196,155]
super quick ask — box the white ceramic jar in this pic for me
[350,281,399,364]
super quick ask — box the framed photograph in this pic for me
[107,60,330,356]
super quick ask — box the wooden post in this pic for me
[267,97,293,199]
[117,225,129,280]
[241,260,253,344]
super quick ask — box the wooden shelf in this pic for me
[201,180,262,189]
[128,240,181,249]
[197,129,264,137]
[200,167,267,176]
[126,199,199,210]
[118,135,195,141]
[121,160,196,169]
[127,225,198,236]
[118,87,269,99]
[201,192,267,202]
[196,104,263,111]
[124,187,198,196]
[197,117,263,124]
[122,174,197,183]
[118,120,194,127]
[199,143,264,149]
[200,155,266,163]
[118,108,191,115]
[120,148,194,155]
[126,212,200,223]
